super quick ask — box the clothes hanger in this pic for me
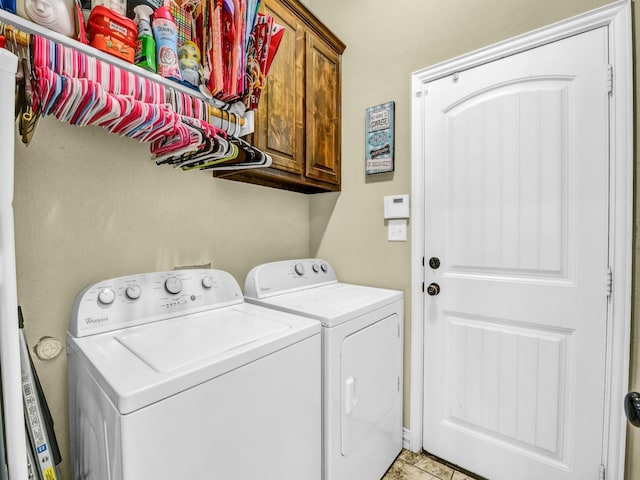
[25,34,263,162]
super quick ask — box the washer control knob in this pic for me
[312,263,320,273]
[294,262,305,276]
[165,276,183,295]
[97,288,116,305]
[320,263,328,273]
[202,276,214,289]
[125,284,141,300]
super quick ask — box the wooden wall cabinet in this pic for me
[213,0,346,193]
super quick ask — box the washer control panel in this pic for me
[69,269,243,337]
[244,259,338,299]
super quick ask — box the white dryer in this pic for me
[67,269,321,480]
[244,259,404,480]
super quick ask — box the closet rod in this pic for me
[0,24,28,46]
[209,106,246,127]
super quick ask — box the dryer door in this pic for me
[341,313,401,455]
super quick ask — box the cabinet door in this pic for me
[305,32,341,186]
[254,0,305,175]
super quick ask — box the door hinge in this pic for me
[606,267,613,297]
[607,64,613,95]
[599,464,605,480]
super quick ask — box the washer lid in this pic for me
[115,309,289,373]
[67,303,320,414]
[246,283,403,328]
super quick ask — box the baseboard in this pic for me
[402,428,411,450]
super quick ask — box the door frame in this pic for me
[409,2,633,479]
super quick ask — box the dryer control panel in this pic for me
[244,259,338,299]
[69,269,243,337]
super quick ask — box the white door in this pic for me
[422,27,610,480]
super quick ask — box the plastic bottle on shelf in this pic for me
[152,6,181,81]
[18,0,76,37]
[90,0,125,16]
[125,0,160,20]
[3,0,16,13]
[133,4,156,72]
[178,41,201,87]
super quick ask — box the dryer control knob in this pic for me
[125,284,141,300]
[312,264,320,273]
[165,276,183,295]
[202,276,214,289]
[98,288,116,305]
[320,263,328,273]
[294,262,305,276]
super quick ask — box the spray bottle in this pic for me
[134,5,156,72]
[152,6,181,81]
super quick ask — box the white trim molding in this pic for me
[409,4,633,480]
[403,427,412,450]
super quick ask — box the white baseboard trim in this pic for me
[402,428,414,451]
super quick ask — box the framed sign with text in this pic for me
[365,101,395,175]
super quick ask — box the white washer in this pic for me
[67,269,321,480]
[244,259,403,480]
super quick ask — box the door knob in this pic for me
[426,283,440,296]
[625,391,640,427]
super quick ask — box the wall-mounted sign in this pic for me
[365,101,395,175]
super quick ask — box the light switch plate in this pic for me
[388,219,407,241]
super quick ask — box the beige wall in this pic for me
[13,119,310,479]
[308,0,639,478]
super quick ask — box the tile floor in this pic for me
[383,449,480,480]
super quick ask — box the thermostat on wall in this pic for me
[383,194,410,219]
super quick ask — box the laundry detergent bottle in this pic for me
[152,6,181,80]
[134,5,156,72]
